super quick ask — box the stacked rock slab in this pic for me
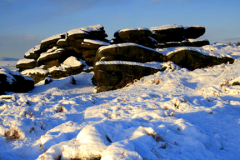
[0,67,34,95]
[111,28,157,48]
[166,49,234,71]
[17,24,110,83]
[93,43,167,92]
[151,24,210,48]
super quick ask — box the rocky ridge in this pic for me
[12,24,234,93]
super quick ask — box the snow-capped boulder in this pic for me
[94,61,165,92]
[40,33,66,50]
[112,28,157,48]
[151,24,185,43]
[167,49,234,70]
[94,43,166,65]
[16,59,37,71]
[117,28,152,39]
[184,26,205,39]
[37,48,65,68]
[0,67,34,95]
[24,45,42,59]
[21,67,49,84]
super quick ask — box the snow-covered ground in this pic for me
[0,57,19,71]
[1,44,240,159]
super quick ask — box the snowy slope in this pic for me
[1,44,240,159]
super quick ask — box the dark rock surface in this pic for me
[0,67,34,95]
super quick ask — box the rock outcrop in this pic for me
[93,43,167,92]
[17,24,109,83]
[151,24,209,48]
[16,24,234,93]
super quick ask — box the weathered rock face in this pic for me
[16,59,37,71]
[167,49,234,71]
[151,24,185,43]
[94,43,166,65]
[151,24,208,48]
[94,62,165,92]
[111,28,157,48]
[156,39,210,48]
[17,24,109,83]
[93,43,167,92]
[0,67,34,95]
[184,26,205,39]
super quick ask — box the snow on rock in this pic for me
[151,24,183,31]
[67,28,88,37]
[21,67,49,75]
[188,39,209,42]
[16,59,35,65]
[98,42,158,53]
[41,34,64,44]
[95,61,164,70]
[80,24,104,32]
[83,39,110,46]
[48,66,66,73]
[120,28,150,32]
[156,43,240,59]
[61,56,82,68]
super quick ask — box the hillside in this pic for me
[1,43,240,159]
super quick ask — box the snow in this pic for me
[1,44,240,159]
[48,66,66,73]
[68,24,103,36]
[24,48,34,57]
[119,28,150,32]
[21,67,49,75]
[80,24,103,32]
[151,24,183,31]
[83,39,110,46]
[67,29,88,37]
[0,57,18,70]
[157,43,240,59]
[188,39,208,42]
[41,34,64,44]
[61,56,82,68]
[98,43,159,53]
[95,61,166,70]
[16,59,35,65]
[37,49,64,62]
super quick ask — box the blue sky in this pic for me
[0,0,240,58]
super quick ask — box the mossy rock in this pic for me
[167,50,234,70]
[94,44,167,65]
[184,26,205,39]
